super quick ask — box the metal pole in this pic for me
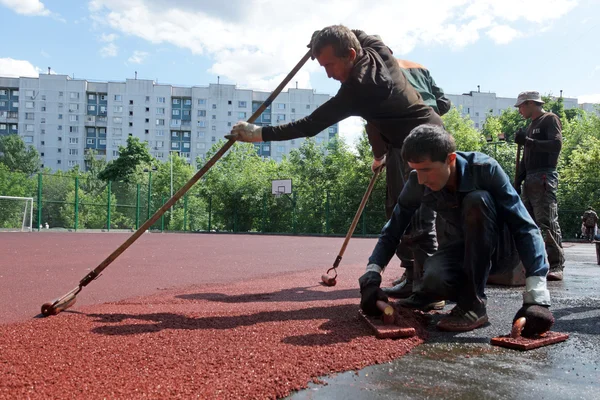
[147,171,152,221]
[74,176,79,231]
[107,181,111,231]
[325,190,330,234]
[37,173,42,231]
[208,195,212,232]
[135,183,140,230]
[161,195,166,232]
[183,193,188,231]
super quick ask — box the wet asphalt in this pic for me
[289,243,600,400]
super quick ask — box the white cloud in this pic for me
[338,117,366,150]
[99,33,118,42]
[40,50,50,58]
[87,0,578,92]
[486,25,522,44]
[0,58,41,77]
[578,94,600,104]
[0,0,50,16]
[99,43,118,57]
[127,50,149,64]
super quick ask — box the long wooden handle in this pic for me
[514,144,522,187]
[333,167,382,268]
[78,49,314,287]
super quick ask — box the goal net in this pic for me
[0,196,34,232]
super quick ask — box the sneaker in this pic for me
[382,281,413,298]
[396,293,445,312]
[437,305,488,332]
[547,270,563,281]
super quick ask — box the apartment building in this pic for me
[0,74,337,171]
[447,88,581,130]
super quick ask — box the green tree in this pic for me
[0,134,41,175]
[0,164,37,228]
[442,107,484,152]
[99,136,154,183]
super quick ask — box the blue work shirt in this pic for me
[368,151,549,280]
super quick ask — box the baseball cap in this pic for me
[514,91,544,107]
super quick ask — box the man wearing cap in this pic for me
[514,91,565,281]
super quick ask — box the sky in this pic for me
[1,0,600,146]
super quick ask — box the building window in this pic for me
[277,114,285,122]
[157,97,165,103]
[197,131,205,139]
[277,103,285,110]
[173,109,180,116]
[211,136,216,142]
[114,94,122,101]
[129,100,133,105]
[113,117,122,124]
[88,94,96,100]
[69,149,78,155]
[69,138,79,144]
[87,139,94,145]
[184,99,191,106]
[113,128,122,136]
[156,141,164,148]
[41,118,46,123]
[70,92,79,99]
[70,115,78,122]
[171,143,178,149]
[197,143,206,149]
[114,105,123,112]
[26,124,34,132]
[227,111,232,116]
[25,101,34,109]
[183,110,190,117]
[198,99,206,105]
[157,108,165,115]
[88,105,96,111]
[197,121,206,128]
[58,125,62,130]
[24,136,34,143]
[128,122,133,127]
[238,112,247,119]
[173,98,180,105]
[99,139,106,145]
[306,104,310,109]
[212,104,217,109]
[58,114,63,119]
[156,119,165,126]
[238,101,247,108]
[156,130,164,136]
[212,115,216,119]
[291,108,295,113]
[25,90,34,97]
[183,143,190,149]
[68,161,77,167]
[100,95,107,101]
[211,126,216,131]
[57,160,61,165]
[198,110,206,117]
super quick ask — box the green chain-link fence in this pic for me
[1,170,597,239]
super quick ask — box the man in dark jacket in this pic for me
[359,124,554,334]
[370,58,452,299]
[514,91,565,281]
[227,26,443,310]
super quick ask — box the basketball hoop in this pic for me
[271,179,292,199]
[275,191,283,199]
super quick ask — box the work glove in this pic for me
[224,121,263,143]
[514,128,527,146]
[371,155,386,173]
[358,270,388,316]
[512,304,555,338]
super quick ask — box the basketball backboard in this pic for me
[271,179,292,196]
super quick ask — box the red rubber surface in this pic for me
[0,233,423,399]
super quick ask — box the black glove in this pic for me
[358,271,388,316]
[512,304,555,338]
[514,128,527,146]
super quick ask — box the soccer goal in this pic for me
[0,196,34,232]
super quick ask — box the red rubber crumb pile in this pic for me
[0,269,426,399]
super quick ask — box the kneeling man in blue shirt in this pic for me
[359,124,554,335]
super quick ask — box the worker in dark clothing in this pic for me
[227,26,444,310]
[514,91,565,281]
[369,59,452,300]
[581,206,598,242]
[359,124,554,335]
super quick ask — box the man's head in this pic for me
[311,25,361,83]
[401,124,457,192]
[514,91,544,119]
